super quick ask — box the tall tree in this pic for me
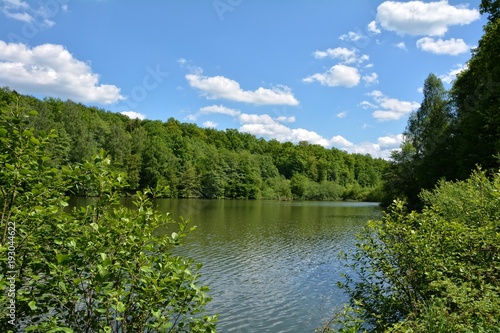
[451,17,500,178]
[406,73,453,188]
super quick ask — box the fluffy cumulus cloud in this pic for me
[185,73,299,106]
[416,37,470,55]
[121,111,146,120]
[345,134,404,159]
[275,115,295,123]
[395,42,407,51]
[313,47,369,65]
[0,41,123,104]
[239,121,344,148]
[306,47,369,88]
[186,104,241,121]
[362,72,379,86]
[200,104,241,117]
[376,0,480,36]
[303,64,361,87]
[202,120,217,128]
[339,31,364,42]
[377,133,405,148]
[190,104,400,158]
[363,90,420,121]
[368,20,381,34]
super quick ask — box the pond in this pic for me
[154,199,382,333]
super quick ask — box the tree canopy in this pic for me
[0,87,388,202]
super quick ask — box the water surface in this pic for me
[155,199,381,333]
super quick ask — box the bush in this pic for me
[0,103,217,332]
[326,169,500,332]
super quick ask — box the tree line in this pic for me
[0,87,388,201]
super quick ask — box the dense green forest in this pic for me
[0,87,387,202]
[325,1,500,332]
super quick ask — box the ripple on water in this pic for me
[169,200,381,333]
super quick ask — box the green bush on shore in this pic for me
[324,169,500,332]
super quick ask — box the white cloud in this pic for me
[313,47,369,65]
[368,20,381,34]
[3,0,30,10]
[416,37,470,55]
[276,116,295,123]
[336,112,347,118]
[239,113,276,125]
[177,58,187,66]
[189,104,401,158]
[331,135,353,147]
[202,121,218,128]
[362,72,379,86]
[377,134,404,148]
[187,104,241,121]
[1,0,63,27]
[0,41,124,104]
[186,73,299,106]
[376,0,480,36]
[303,64,361,88]
[339,31,364,42]
[237,113,315,143]
[121,111,146,120]
[336,134,404,159]
[200,104,241,117]
[239,121,336,148]
[359,100,377,109]
[439,64,467,84]
[363,90,420,121]
[395,42,407,51]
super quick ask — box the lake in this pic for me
[154,199,382,333]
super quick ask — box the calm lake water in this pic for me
[154,199,382,333]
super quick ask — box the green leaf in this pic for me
[28,300,37,310]
[140,265,153,273]
[116,301,125,312]
[56,253,70,264]
[58,281,67,292]
[46,328,73,333]
[29,136,40,145]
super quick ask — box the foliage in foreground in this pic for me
[0,102,216,331]
[324,169,500,332]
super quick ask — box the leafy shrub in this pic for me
[326,169,500,332]
[0,102,217,332]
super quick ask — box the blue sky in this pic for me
[0,0,488,158]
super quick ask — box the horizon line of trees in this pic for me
[0,87,388,201]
